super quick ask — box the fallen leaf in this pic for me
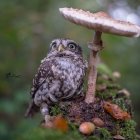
[53,115,68,132]
[103,101,131,120]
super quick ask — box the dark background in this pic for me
[0,0,140,139]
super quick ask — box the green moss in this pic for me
[113,98,128,111]
[119,120,137,140]
[97,63,112,76]
[96,72,137,139]
[96,76,110,85]
[18,127,83,140]
[95,128,112,140]
[96,75,119,101]
[107,83,121,89]
[50,105,62,116]
[97,78,120,89]
[96,73,130,111]
[87,136,100,140]
[96,89,117,100]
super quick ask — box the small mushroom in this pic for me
[118,89,130,97]
[113,134,125,140]
[113,71,121,79]
[92,117,104,127]
[59,8,140,103]
[79,122,95,135]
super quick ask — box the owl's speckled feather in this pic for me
[25,39,87,117]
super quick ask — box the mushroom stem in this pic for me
[85,31,103,103]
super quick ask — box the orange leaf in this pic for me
[103,101,131,120]
[53,115,68,132]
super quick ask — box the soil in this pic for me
[49,73,137,140]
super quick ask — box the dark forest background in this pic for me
[0,0,140,139]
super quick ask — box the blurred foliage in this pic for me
[0,0,140,139]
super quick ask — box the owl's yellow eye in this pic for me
[51,42,57,49]
[68,42,77,50]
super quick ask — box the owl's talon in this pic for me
[40,103,49,116]
[41,115,54,128]
[45,115,51,123]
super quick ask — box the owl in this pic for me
[25,39,87,120]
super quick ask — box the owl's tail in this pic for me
[25,100,39,117]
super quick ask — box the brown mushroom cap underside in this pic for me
[59,8,140,37]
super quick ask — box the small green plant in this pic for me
[96,128,112,140]
[120,120,137,140]
[50,105,62,116]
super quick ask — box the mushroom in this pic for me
[59,8,140,103]
[79,122,95,135]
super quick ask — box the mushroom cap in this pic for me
[59,8,140,37]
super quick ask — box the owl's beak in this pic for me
[58,45,65,52]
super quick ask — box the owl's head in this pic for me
[49,39,82,56]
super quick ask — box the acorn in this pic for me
[113,71,121,79]
[92,117,104,127]
[79,122,95,135]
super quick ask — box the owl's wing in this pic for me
[25,58,53,117]
[30,58,52,98]
[84,59,88,69]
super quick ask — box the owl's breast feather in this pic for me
[51,58,85,84]
[51,59,76,76]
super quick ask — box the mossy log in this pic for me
[49,72,137,140]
